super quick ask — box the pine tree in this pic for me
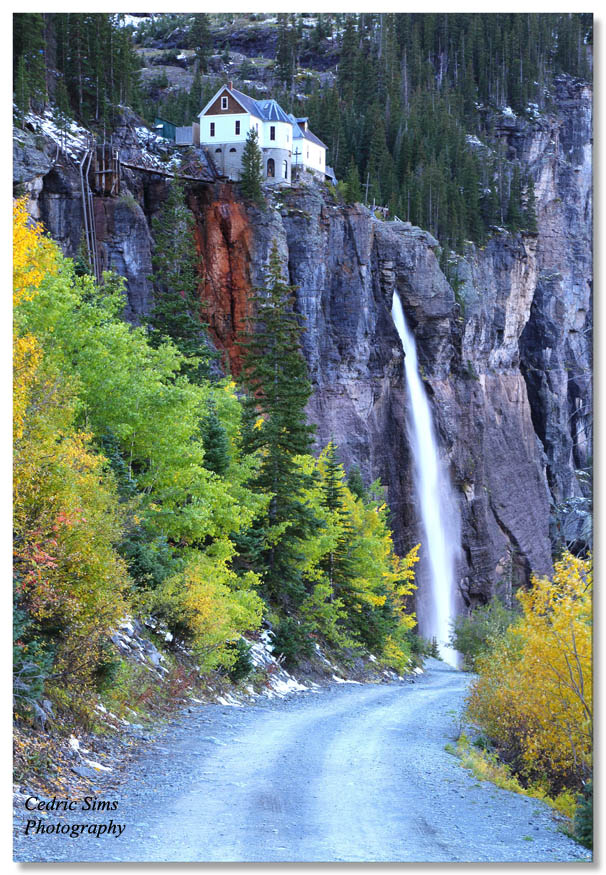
[524,175,538,234]
[346,465,366,500]
[239,128,264,205]
[238,242,319,606]
[201,401,231,476]
[189,14,212,73]
[506,164,524,232]
[320,441,355,592]
[149,175,209,381]
[344,156,363,204]
[275,14,297,89]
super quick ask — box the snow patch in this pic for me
[23,108,91,160]
[83,759,112,772]
[332,675,361,685]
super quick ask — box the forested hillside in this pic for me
[14,11,592,255]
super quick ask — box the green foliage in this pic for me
[238,242,319,607]
[346,465,366,500]
[239,128,264,205]
[13,598,54,713]
[450,596,518,670]
[188,14,212,72]
[296,13,590,251]
[573,780,593,849]
[226,638,254,683]
[149,175,210,382]
[151,541,264,672]
[201,402,231,476]
[14,204,267,707]
[271,617,314,667]
[344,156,363,204]
[14,13,141,125]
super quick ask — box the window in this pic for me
[283,159,288,179]
[221,96,228,110]
[270,126,275,141]
[286,132,289,142]
[267,158,275,178]
[235,120,240,135]
[215,148,222,153]
[210,122,215,137]
[307,148,309,158]
[229,147,236,153]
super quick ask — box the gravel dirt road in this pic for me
[14,659,590,863]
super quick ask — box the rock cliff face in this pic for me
[15,76,591,613]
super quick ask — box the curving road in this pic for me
[14,660,589,863]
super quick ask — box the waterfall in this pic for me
[391,292,460,667]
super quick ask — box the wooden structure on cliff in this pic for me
[73,136,220,284]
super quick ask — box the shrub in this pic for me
[271,617,315,667]
[467,552,592,795]
[151,540,263,673]
[226,638,254,683]
[573,780,593,849]
[450,596,518,670]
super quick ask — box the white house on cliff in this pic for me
[198,83,329,184]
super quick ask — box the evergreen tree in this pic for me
[149,176,209,381]
[344,156,363,204]
[238,242,319,606]
[320,441,356,593]
[201,403,231,476]
[189,13,212,72]
[346,465,366,500]
[524,175,538,234]
[275,14,298,89]
[506,164,524,232]
[239,128,264,205]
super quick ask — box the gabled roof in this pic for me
[199,85,263,121]
[229,87,265,120]
[302,128,327,149]
[287,113,327,150]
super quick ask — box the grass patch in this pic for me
[452,733,577,821]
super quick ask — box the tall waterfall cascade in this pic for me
[391,292,460,667]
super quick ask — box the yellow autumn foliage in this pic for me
[467,552,592,793]
[13,199,57,442]
[152,539,263,672]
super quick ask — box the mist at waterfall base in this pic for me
[391,293,461,668]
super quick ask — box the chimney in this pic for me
[228,80,233,91]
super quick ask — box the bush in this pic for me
[226,638,254,683]
[573,780,592,849]
[450,596,517,670]
[151,540,263,673]
[467,553,592,796]
[13,603,53,715]
[271,617,314,667]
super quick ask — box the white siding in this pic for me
[259,121,291,151]
[199,112,251,144]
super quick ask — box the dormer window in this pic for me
[221,96,228,110]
